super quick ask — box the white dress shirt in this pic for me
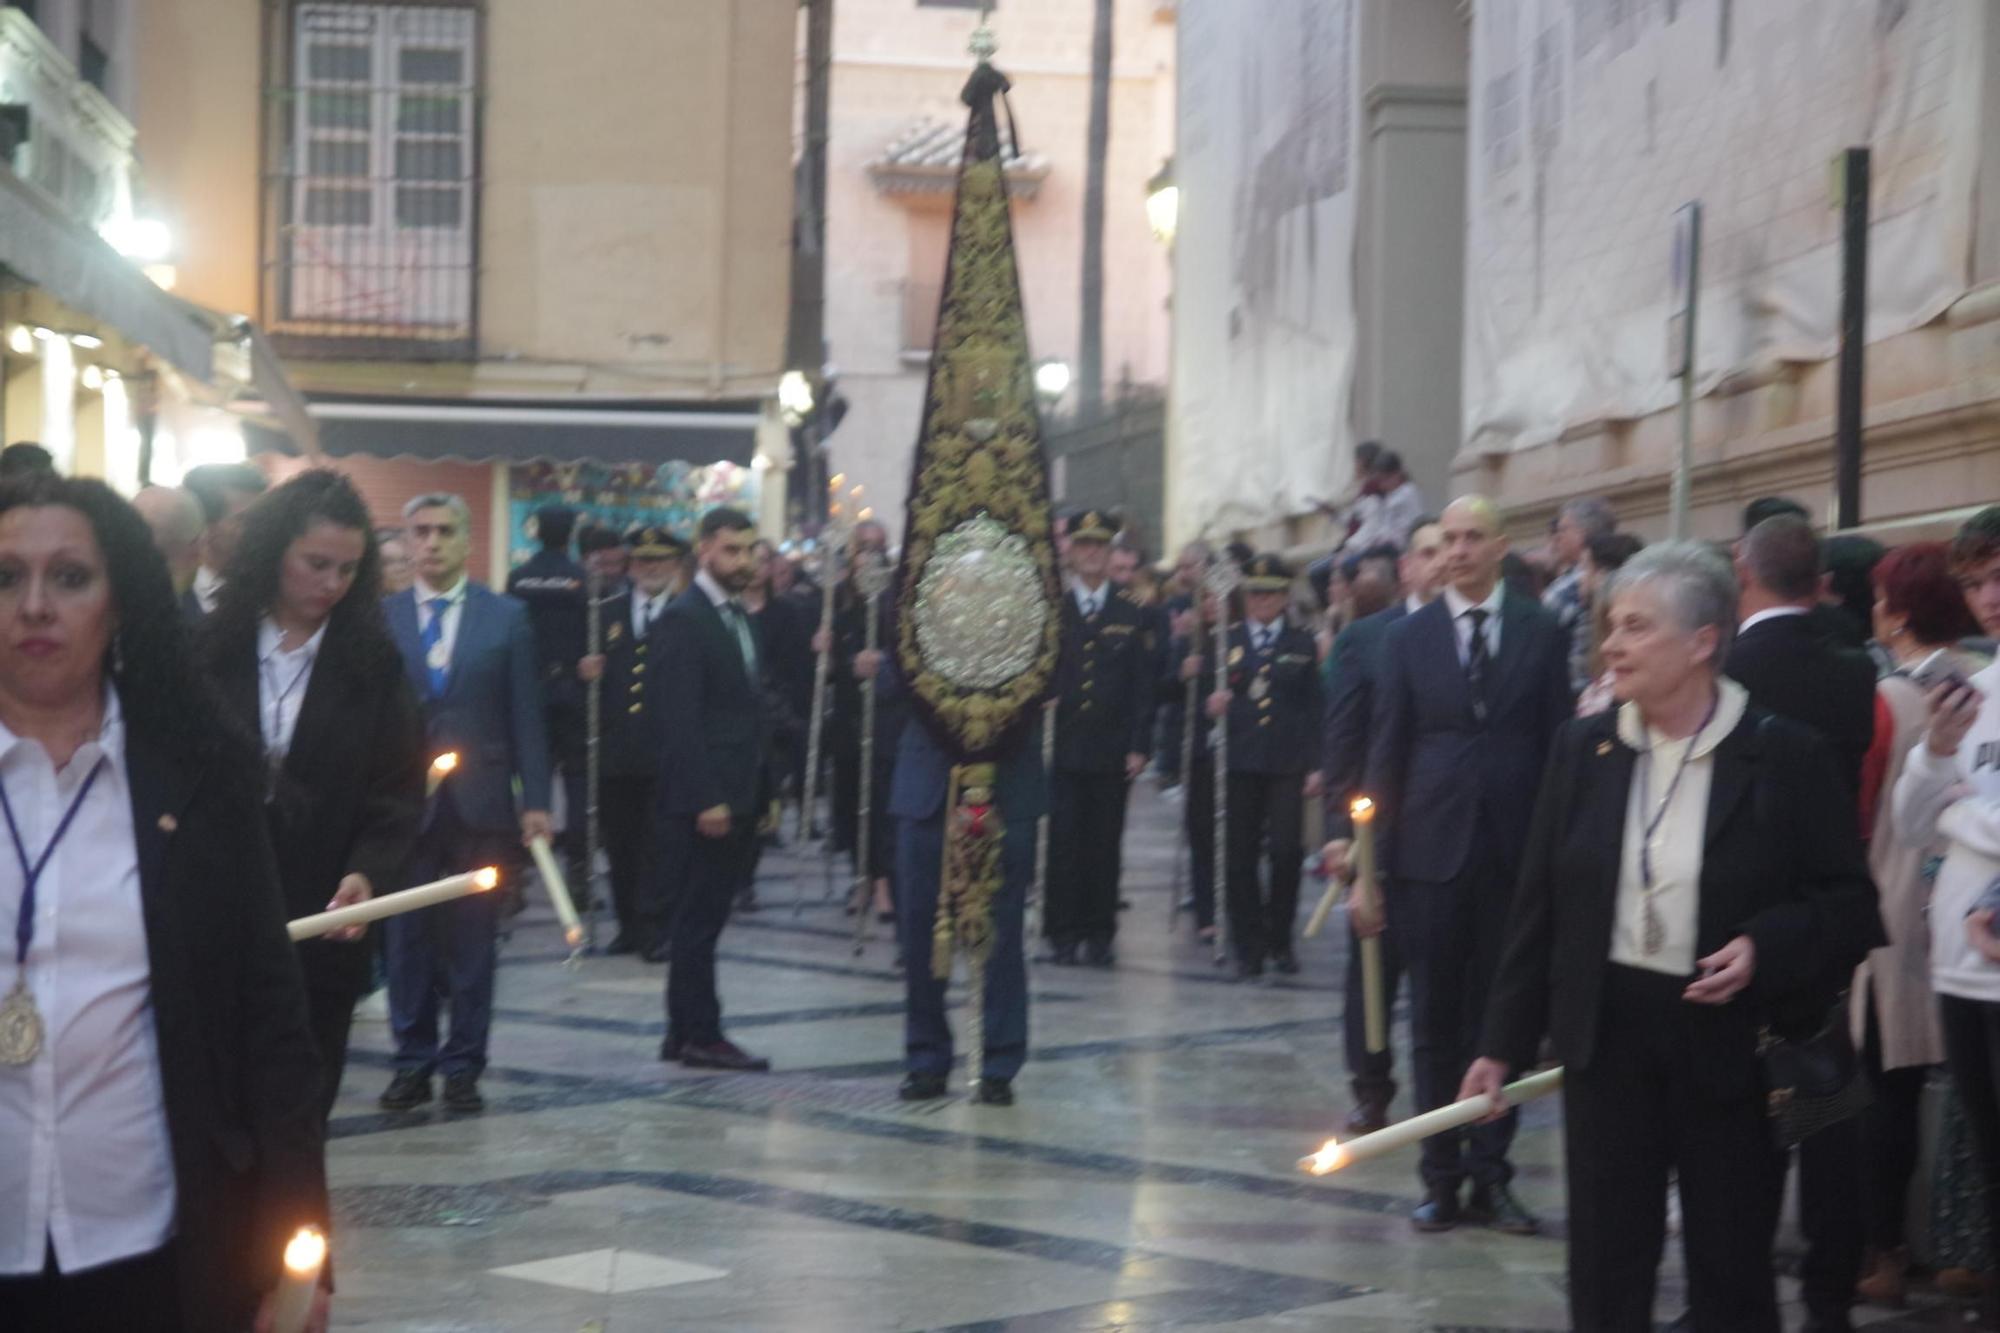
[1740,604,1811,636]
[414,575,469,670]
[257,618,326,761]
[191,564,224,616]
[632,589,668,639]
[1442,582,1506,665]
[1072,580,1109,618]
[1246,616,1284,653]
[1609,680,1748,976]
[0,690,178,1275]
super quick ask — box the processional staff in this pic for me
[851,550,894,955]
[1205,559,1241,968]
[583,564,604,952]
[796,520,849,916]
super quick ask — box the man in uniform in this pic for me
[1205,554,1323,978]
[507,505,594,892]
[1043,509,1155,967]
[596,526,690,956]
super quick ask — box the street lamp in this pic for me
[1145,159,1178,246]
[778,369,816,426]
[1034,358,1073,405]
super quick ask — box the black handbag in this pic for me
[1757,998,1871,1150]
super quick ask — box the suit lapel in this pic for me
[1482,589,1535,714]
[1582,724,1638,950]
[443,588,484,700]
[389,591,427,701]
[1413,600,1470,713]
[124,729,199,928]
[1702,714,1760,853]
[284,633,344,779]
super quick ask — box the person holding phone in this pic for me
[1893,506,2000,1330]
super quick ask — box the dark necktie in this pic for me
[1464,607,1490,723]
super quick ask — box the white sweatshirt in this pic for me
[1893,659,2000,1002]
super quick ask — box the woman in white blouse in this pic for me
[200,470,424,1126]
[0,474,328,1331]
[1462,541,1882,1332]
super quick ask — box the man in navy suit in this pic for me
[379,493,552,1114]
[1366,495,1572,1235]
[1320,518,1442,1133]
[884,660,1045,1106]
[648,507,773,1071]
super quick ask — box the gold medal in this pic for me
[0,978,42,1065]
[1249,674,1270,702]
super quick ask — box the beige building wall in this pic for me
[132,0,795,403]
[823,0,1176,537]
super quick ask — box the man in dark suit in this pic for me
[507,505,593,890]
[1320,518,1442,1132]
[1727,512,1879,1333]
[887,663,1046,1105]
[1366,495,1573,1235]
[1044,509,1155,967]
[380,493,552,1114]
[1207,554,1324,977]
[596,526,688,955]
[649,507,772,1072]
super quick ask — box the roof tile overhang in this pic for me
[867,118,1050,200]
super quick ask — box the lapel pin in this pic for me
[1595,740,1614,757]
[157,813,179,834]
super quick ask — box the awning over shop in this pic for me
[0,168,214,382]
[257,395,763,467]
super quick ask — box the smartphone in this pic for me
[1912,649,1974,694]
[1969,876,2000,920]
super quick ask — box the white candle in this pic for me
[1299,1067,1565,1174]
[287,868,498,941]
[1349,798,1386,1053]
[426,751,460,799]
[1303,796,1375,940]
[528,835,585,949]
[270,1227,326,1333]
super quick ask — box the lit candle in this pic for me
[1299,1067,1564,1175]
[270,1227,326,1333]
[1349,798,1386,1054]
[287,868,499,941]
[426,751,460,799]
[528,835,585,949]
[1301,796,1375,940]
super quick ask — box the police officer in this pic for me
[596,526,690,955]
[1205,554,1324,979]
[1044,509,1155,967]
[507,504,594,889]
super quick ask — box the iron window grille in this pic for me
[261,0,480,359]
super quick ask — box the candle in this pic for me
[270,1227,326,1333]
[426,751,460,799]
[1302,796,1375,940]
[287,867,499,941]
[528,835,585,949]
[1299,1067,1564,1175]
[1349,798,1386,1053]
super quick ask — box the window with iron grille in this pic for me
[266,2,479,356]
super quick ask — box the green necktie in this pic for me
[724,600,758,677]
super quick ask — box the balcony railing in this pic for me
[261,1,481,360]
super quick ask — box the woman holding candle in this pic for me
[201,469,424,1124]
[0,474,328,1331]
[1462,541,1882,1332]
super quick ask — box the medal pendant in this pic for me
[0,979,43,1065]
[1249,675,1270,702]
[427,640,451,671]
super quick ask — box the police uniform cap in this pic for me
[1069,509,1117,542]
[629,525,690,559]
[1242,554,1294,592]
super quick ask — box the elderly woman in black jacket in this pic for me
[1461,541,1883,1332]
[201,470,424,1125]
[0,474,328,1332]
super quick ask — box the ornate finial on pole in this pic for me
[970,0,997,61]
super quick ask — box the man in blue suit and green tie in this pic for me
[379,492,551,1115]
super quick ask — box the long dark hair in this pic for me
[205,469,397,678]
[0,473,242,767]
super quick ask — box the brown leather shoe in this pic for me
[1344,1100,1390,1135]
[1856,1245,1908,1308]
[680,1040,771,1072]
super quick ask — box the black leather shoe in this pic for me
[1271,949,1299,975]
[604,934,636,956]
[378,1070,431,1111]
[641,941,671,964]
[680,1040,771,1072]
[1047,941,1079,966]
[441,1073,484,1113]
[1344,1099,1390,1135]
[1411,1191,1461,1233]
[972,1078,1014,1106]
[659,1035,684,1063]
[1083,939,1116,968]
[734,890,761,913]
[1466,1185,1540,1236]
[899,1073,949,1101]
[1233,957,1264,981]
